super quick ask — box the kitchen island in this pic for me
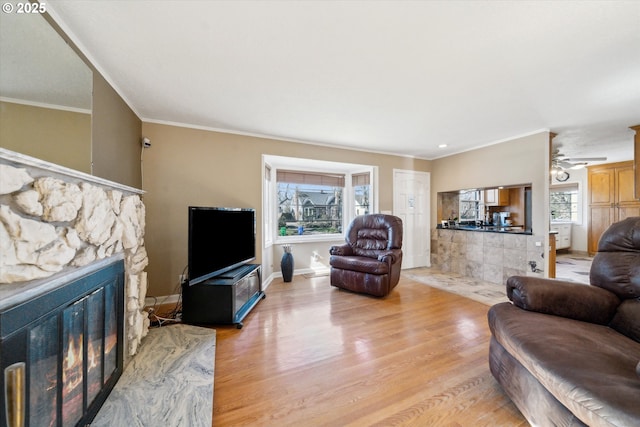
[431,226,543,285]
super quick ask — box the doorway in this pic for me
[393,169,430,269]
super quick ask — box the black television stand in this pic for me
[182,264,264,329]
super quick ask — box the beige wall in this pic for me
[92,74,142,188]
[0,101,91,173]
[141,122,432,297]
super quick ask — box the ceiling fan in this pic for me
[551,149,607,182]
[551,149,607,170]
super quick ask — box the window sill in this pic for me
[275,234,345,245]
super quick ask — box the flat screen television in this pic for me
[187,206,256,286]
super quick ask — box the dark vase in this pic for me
[281,246,294,282]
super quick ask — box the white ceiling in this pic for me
[43,1,640,161]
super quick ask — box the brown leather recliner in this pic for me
[329,214,403,297]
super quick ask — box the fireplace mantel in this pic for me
[0,253,124,311]
[0,148,144,195]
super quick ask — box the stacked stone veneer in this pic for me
[431,228,545,284]
[0,161,149,356]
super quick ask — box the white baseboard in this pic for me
[262,273,275,290]
[273,267,330,279]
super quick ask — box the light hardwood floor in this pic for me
[212,273,528,426]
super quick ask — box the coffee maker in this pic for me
[499,211,510,226]
[493,211,510,226]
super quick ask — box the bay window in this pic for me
[263,155,377,243]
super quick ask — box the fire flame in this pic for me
[63,335,83,394]
[62,334,105,397]
[87,340,98,371]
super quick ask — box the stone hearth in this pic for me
[92,324,216,426]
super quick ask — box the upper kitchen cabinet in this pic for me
[484,188,510,206]
[587,161,640,255]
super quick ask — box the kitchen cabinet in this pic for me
[588,161,640,255]
[485,188,510,206]
[551,222,572,250]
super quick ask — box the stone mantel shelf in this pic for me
[0,148,144,195]
[0,253,125,311]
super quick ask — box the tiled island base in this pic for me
[92,323,216,426]
[431,228,545,285]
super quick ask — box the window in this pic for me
[550,184,579,222]
[459,190,482,221]
[277,170,344,236]
[353,172,370,216]
[264,156,377,243]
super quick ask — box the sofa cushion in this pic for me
[329,255,389,275]
[489,337,588,427]
[506,275,620,325]
[590,252,640,299]
[590,217,640,300]
[489,302,640,427]
[609,298,640,343]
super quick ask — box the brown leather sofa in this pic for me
[488,217,640,426]
[329,214,403,297]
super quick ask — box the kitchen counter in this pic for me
[436,224,532,235]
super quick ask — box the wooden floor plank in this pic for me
[212,274,528,426]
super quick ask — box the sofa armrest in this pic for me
[330,243,353,256]
[506,275,621,325]
[377,249,402,264]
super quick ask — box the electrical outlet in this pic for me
[178,274,186,284]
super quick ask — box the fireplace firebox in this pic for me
[1,259,124,427]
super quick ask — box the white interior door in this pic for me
[393,169,430,269]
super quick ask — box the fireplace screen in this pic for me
[1,259,124,427]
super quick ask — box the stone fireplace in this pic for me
[0,148,150,423]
